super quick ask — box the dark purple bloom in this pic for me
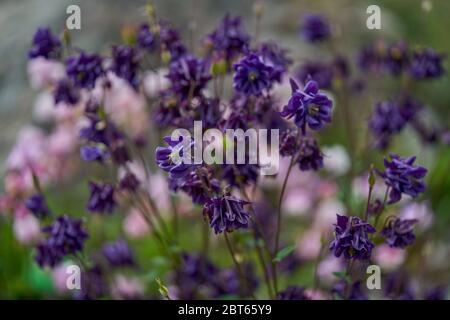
[204,14,250,61]
[296,60,333,89]
[222,164,259,187]
[330,214,375,260]
[277,286,309,300]
[203,194,251,234]
[87,181,116,214]
[384,41,409,75]
[80,146,109,162]
[54,78,80,106]
[119,172,140,192]
[166,55,211,98]
[110,45,141,89]
[409,48,445,80]
[102,239,135,267]
[301,14,330,43]
[158,21,187,61]
[75,265,107,300]
[137,24,155,50]
[381,217,417,248]
[369,101,406,149]
[259,41,292,82]
[216,263,259,297]
[357,42,384,72]
[233,53,274,96]
[155,136,195,179]
[332,280,368,300]
[35,215,88,268]
[170,170,220,205]
[296,137,324,171]
[384,271,415,300]
[379,154,428,204]
[25,193,51,218]
[280,79,333,133]
[425,286,448,300]
[28,27,61,59]
[279,129,298,157]
[65,52,104,89]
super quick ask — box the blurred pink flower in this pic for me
[352,173,386,200]
[13,210,41,244]
[317,255,344,284]
[123,207,151,238]
[33,92,83,122]
[52,262,72,294]
[143,69,170,96]
[283,187,312,216]
[313,198,345,233]
[27,57,65,89]
[296,229,322,260]
[322,145,350,176]
[48,124,78,156]
[399,201,434,230]
[305,288,329,300]
[373,244,406,271]
[111,275,145,299]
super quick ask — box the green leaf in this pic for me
[273,245,295,262]
[332,271,351,283]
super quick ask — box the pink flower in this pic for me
[111,275,145,299]
[373,244,406,271]
[305,288,329,300]
[283,187,313,216]
[123,208,151,238]
[27,57,65,89]
[13,210,41,244]
[322,145,350,176]
[313,198,345,233]
[296,229,322,260]
[399,201,433,230]
[143,69,170,96]
[51,262,72,294]
[317,255,344,284]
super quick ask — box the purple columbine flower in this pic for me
[28,27,61,59]
[259,41,292,82]
[203,194,251,234]
[279,129,298,157]
[87,181,116,214]
[381,216,417,248]
[368,101,406,149]
[65,51,104,89]
[330,214,376,260]
[233,53,274,96]
[204,14,250,61]
[170,170,220,205]
[277,286,309,300]
[166,55,211,99]
[35,215,88,268]
[158,21,187,61]
[80,145,109,162]
[102,239,135,267]
[155,136,195,179]
[384,41,409,76]
[301,14,331,43]
[25,193,51,218]
[137,23,155,50]
[53,78,80,106]
[280,79,333,133]
[222,164,259,187]
[296,137,324,171]
[379,154,428,204]
[296,60,333,90]
[110,45,141,89]
[409,48,445,80]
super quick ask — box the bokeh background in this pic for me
[0,0,449,299]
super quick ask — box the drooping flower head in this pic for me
[166,55,211,99]
[137,23,155,50]
[368,101,406,149]
[158,21,187,61]
[296,136,324,171]
[87,181,116,214]
[233,53,274,96]
[65,51,104,89]
[259,41,292,82]
[25,193,51,218]
[280,79,333,133]
[203,194,251,234]
[381,216,417,248]
[301,14,331,43]
[35,215,88,268]
[28,27,61,59]
[53,78,80,106]
[110,45,141,89]
[384,41,409,76]
[329,214,375,260]
[170,169,220,205]
[379,154,428,204]
[102,239,135,267]
[409,48,445,80]
[204,14,250,61]
[155,136,196,179]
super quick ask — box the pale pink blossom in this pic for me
[322,145,350,176]
[317,255,344,284]
[313,198,345,233]
[282,187,312,216]
[296,229,322,260]
[52,262,72,294]
[305,288,329,300]
[27,57,65,89]
[13,211,41,244]
[143,69,170,96]
[399,201,434,230]
[111,275,145,299]
[373,244,406,271]
[123,207,151,238]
